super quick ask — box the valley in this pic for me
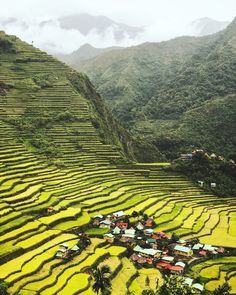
[0,30,236,295]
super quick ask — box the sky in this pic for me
[0,0,235,54]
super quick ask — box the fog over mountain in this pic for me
[0,0,235,54]
[189,17,230,36]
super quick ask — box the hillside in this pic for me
[57,43,123,67]
[0,31,236,294]
[78,18,236,160]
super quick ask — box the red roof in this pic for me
[152,232,170,239]
[169,266,183,272]
[116,222,128,229]
[144,221,153,227]
[156,262,172,269]
[199,250,207,256]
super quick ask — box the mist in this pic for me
[0,0,235,54]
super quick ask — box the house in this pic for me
[144,228,154,236]
[100,220,112,228]
[47,206,54,213]
[112,211,126,219]
[133,245,162,258]
[59,243,69,249]
[152,231,169,240]
[71,245,80,252]
[113,226,121,235]
[144,218,154,227]
[210,153,217,159]
[120,234,134,243]
[197,181,204,187]
[170,265,184,274]
[124,228,136,237]
[92,214,103,219]
[192,243,203,251]
[199,250,207,257]
[55,252,64,258]
[211,183,216,188]
[116,222,128,229]
[136,222,144,231]
[104,233,115,243]
[120,228,136,243]
[92,214,104,226]
[161,256,175,263]
[177,239,187,245]
[203,244,217,252]
[156,262,172,270]
[175,261,186,269]
[192,283,204,292]
[146,238,157,245]
[181,153,193,160]
[217,247,225,254]
[130,253,147,264]
[173,245,193,257]
[184,278,193,286]
[57,248,67,253]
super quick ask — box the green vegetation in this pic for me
[0,280,9,295]
[171,150,236,196]
[78,18,236,161]
[0,29,235,295]
[90,265,111,294]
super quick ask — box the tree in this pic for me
[142,290,156,295]
[0,280,9,295]
[157,275,196,295]
[171,233,179,243]
[91,265,111,294]
[213,282,231,295]
[131,211,139,219]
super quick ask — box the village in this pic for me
[89,209,227,293]
[50,205,231,294]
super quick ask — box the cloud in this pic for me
[0,0,235,54]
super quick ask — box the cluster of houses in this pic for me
[55,234,91,260]
[55,242,80,259]
[91,210,226,293]
[181,149,236,167]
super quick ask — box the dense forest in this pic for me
[77,18,236,162]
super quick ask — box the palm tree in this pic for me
[0,280,9,295]
[213,282,231,295]
[91,265,111,294]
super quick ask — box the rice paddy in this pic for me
[0,31,235,294]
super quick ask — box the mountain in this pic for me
[58,13,143,40]
[0,30,140,164]
[1,30,236,294]
[78,18,236,160]
[0,14,143,54]
[190,17,230,36]
[57,43,123,66]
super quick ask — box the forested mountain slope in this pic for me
[0,31,140,164]
[57,43,123,67]
[79,18,236,160]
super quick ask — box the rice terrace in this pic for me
[0,2,236,295]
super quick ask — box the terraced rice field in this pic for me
[0,32,236,294]
[191,257,236,294]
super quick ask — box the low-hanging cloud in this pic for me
[0,0,235,54]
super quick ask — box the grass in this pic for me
[111,257,137,295]
[129,268,163,295]
[84,227,109,235]
[0,234,77,280]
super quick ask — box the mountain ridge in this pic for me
[76,18,236,159]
